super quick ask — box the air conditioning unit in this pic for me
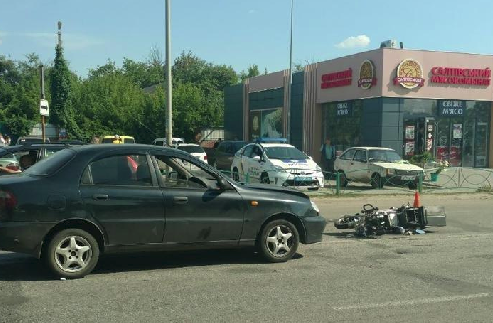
[380,40,398,49]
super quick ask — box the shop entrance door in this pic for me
[436,118,463,166]
[403,117,436,159]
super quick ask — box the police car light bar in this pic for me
[255,138,288,143]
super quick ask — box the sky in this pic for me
[1,0,493,77]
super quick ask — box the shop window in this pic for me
[323,100,362,155]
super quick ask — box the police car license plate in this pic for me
[294,176,312,181]
[401,175,415,181]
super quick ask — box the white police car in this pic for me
[230,138,324,190]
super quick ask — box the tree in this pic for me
[239,64,261,82]
[50,45,81,138]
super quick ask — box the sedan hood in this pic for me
[372,161,423,171]
[238,183,308,199]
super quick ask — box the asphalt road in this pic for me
[1,193,492,323]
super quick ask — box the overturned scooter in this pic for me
[334,203,446,238]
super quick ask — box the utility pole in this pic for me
[57,21,62,47]
[287,0,294,144]
[165,0,173,146]
[39,65,46,143]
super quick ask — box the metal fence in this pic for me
[215,166,493,195]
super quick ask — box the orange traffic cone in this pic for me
[413,191,421,208]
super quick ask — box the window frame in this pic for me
[80,153,158,187]
[151,151,221,191]
[340,149,356,160]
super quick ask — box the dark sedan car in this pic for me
[209,140,247,170]
[0,144,326,278]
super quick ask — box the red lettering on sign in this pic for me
[430,66,491,86]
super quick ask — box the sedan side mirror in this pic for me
[216,177,232,191]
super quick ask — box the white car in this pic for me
[175,143,207,163]
[334,147,424,189]
[153,137,185,146]
[231,142,324,190]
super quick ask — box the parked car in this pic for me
[231,140,324,190]
[152,137,184,146]
[175,143,207,163]
[334,147,424,189]
[209,140,247,170]
[101,135,135,144]
[0,151,20,172]
[16,136,50,145]
[0,143,84,174]
[0,144,326,278]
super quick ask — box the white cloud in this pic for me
[21,32,103,50]
[248,9,255,14]
[335,35,370,49]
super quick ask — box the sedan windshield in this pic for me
[368,150,403,163]
[264,147,307,160]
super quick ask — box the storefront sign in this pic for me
[336,102,351,116]
[358,60,377,89]
[321,68,352,89]
[393,59,425,89]
[430,67,491,86]
[438,100,465,116]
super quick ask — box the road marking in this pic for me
[333,293,490,311]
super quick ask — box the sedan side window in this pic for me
[81,154,152,186]
[340,149,356,160]
[353,150,367,163]
[153,155,213,189]
[242,145,254,157]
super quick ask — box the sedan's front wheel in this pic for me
[45,229,100,279]
[258,219,299,263]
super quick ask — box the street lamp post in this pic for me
[165,0,173,146]
[287,0,294,144]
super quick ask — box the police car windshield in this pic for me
[368,150,402,163]
[264,147,307,160]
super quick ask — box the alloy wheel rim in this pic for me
[54,236,92,273]
[265,225,294,257]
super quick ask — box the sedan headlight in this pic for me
[310,200,320,213]
[315,165,322,172]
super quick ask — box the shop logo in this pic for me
[393,59,425,89]
[358,60,377,89]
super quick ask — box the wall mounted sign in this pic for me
[393,59,425,89]
[358,60,377,89]
[321,68,352,89]
[336,102,351,116]
[430,67,491,86]
[438,100,465,117]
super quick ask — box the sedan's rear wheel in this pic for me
[45,229,100,279]
[258,219,299,263]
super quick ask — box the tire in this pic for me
[232,167,239,181]
[371,174,384,189]
[260,173,270,184]
[258,219,299,263]
[339,172,348,187]
[44,229,100,279]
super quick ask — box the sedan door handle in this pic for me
[92,194,109,201]
[173,196,188,204]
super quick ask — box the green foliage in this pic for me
[409,152,434,166]
[0,49,254,143]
